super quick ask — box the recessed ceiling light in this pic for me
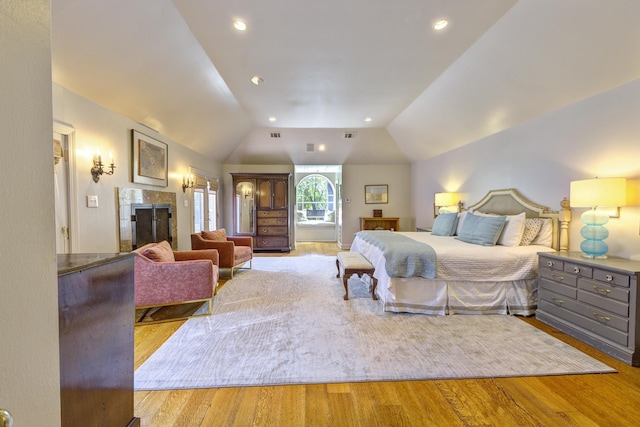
[268,116,277,122]
[251,76,264,85]
[318,144,326,152]
[364,117,372,122]
[433,19,448,30]
[233,20,247,31]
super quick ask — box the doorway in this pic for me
[53,121,77,254]
[294,165,342,243]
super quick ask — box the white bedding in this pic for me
[351,232,555,316]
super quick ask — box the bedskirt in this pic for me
[378,277,537,316]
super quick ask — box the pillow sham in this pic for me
[456,212,507,246]
[473,211,526,247]
[520,218,543,246]
[431,212,459,236]
[530,218,553,247]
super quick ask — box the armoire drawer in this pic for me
[257,226,288,235]
[257,217,288,226]
[257,210,287,218]
[255,236,289,249]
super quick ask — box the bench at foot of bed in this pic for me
[336,252,378,301]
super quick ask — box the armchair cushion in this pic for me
[202,229,227,241]
[141,240,175,262]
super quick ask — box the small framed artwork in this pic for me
[131,130,168,187]
[365,184,388,204]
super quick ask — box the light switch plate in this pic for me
[87,195,99,208]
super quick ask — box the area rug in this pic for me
[135,255,615,390]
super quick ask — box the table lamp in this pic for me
[434,192,461,217]
[569,177,627,258]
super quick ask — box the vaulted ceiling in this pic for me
[51,0,640,165]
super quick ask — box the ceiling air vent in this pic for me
[270,132,281,138]
[306,144,315,152]
[344,131,357,139]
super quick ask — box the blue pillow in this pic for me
[431,213,459,236]
[456,212,507,246]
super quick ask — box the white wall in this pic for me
[52,84,223,251]
[413,78,640,260]
[0,1,61,425]
[341,164,412,248]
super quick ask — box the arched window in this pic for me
[296,174,335,220]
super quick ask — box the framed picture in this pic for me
[365,184,388,204]
[131,130,168,187]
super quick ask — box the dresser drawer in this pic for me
[578,290,629,317]
[257,210,287,218]
[257,226,288,235]
[539,277,577,299]
[255,236,289,249]
[539,295,628,347]
[540,268,578,287]
[593,269,630,287]
[563,262,592,278]
[257,217,288,226]
[540,257,563,271]
[578,278,630,304]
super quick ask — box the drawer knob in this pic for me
[573,266,580,274]
[547,261,554,267]
[551,274,565,281]
[551,297,564,305]
[592,312,611,322]
[605,274,614,282]
[592,285,611,295]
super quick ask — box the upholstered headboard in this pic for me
[466,188,571,251]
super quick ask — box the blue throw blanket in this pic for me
[355,231,436,278]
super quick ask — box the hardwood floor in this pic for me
[134,242,640,426]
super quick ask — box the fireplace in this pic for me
[131,203,172,249]
[117,188,177,252]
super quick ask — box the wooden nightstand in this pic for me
[536,251,640,366]
[359,217,399,231]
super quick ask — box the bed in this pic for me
[350,189,571,316]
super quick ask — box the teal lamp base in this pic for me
[579,209,609,259]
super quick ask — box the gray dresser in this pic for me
[536,251,640,366]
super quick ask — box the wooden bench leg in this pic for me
[371,276,378,300]
[336,259,340,278]
[343,274,349,300]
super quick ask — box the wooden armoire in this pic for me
[231,173,291,252]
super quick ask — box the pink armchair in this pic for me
[133,240,219,322]
[191,229,252,278]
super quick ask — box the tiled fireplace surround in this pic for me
[117,187,178,252]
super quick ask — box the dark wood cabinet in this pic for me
[57,253,140,427]
[232,173,291,252]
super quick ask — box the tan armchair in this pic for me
[191,229,253,278]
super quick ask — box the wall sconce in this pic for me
[570,177,627,259]
[244,186,252,199]
[182,175,194,192]
[91,150,115,183]
[434,192,462,217]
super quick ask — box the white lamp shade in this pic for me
[570,178,627,208]
[434,192,458,206]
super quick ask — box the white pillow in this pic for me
[455,211,469,236]
[530,218,553,247]
[473,211,526,247]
